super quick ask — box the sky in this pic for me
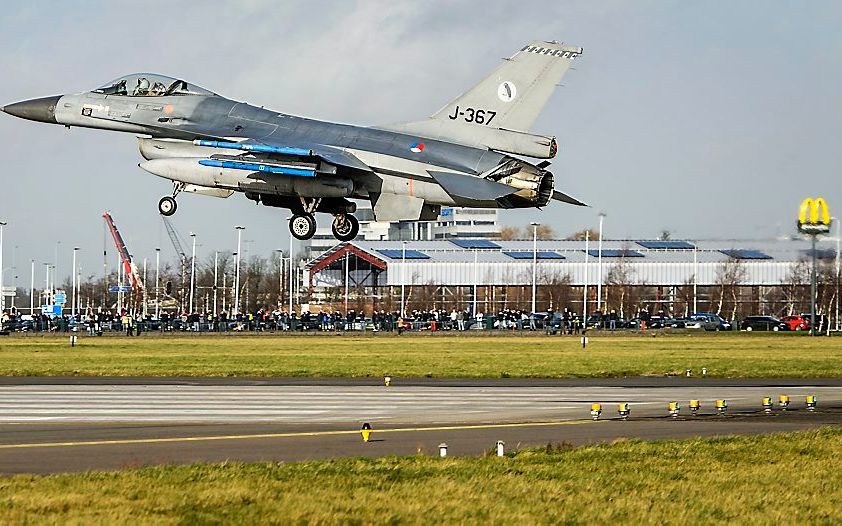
[0,0,840,284]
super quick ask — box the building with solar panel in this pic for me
[304,237,840,322]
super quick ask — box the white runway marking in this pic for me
[0,385,837,424]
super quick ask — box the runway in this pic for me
[1,378,840,474]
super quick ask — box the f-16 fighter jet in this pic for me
[3,40,586,241]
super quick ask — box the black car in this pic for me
[740,316,781,332]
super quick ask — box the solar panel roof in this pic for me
[636,241,696,250]
[449,239,501,249]
[719,249,772,260]
[587,249,645,258]
[376,249,430,260]
[503,251,566,260]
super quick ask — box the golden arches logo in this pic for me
[798,197,831,226]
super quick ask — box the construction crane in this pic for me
[102,212,144,311]
[161,215,189,312]
[161,215,187,261]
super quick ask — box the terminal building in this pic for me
[302,207,501,260]
[304,238,840,321]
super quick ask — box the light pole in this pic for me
[188,233,197,313]
[275,249,283,309]
[583,231,589,317]
[287,219,294,314]
[530,222,539,314]
[834,217,840,332]
[29,259,34,315]
[0,220,5,313]
[233,226,244,315]
[213,251,219,318]
[72,247,79,317]
[400,241,407,318]
[597,213,606,312]
[472,248,478,317]
[693,243,698,315]
[155,248,160,319]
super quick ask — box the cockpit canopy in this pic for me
[93,74,216,97]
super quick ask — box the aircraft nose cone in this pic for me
[2,95,61,123]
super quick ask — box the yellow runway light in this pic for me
[779,394,790,411]
[806,395,817,411]
[668,401,680,418]
[590,403,602,421]
[384,376,391,387]
[715,399,728,416]
[762,397,773,413]
[689,400,701,415]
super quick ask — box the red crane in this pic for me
[102,212,144,301]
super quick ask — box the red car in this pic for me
[779,315,810,331]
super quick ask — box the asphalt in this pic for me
[0,377,839,474]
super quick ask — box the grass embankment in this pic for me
[0,333,839,378]
[2,428,841,524]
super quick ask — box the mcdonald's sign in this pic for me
[797,197,832,235]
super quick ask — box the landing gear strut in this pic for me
[289,214,317,240]
[158,182,183,216]
[331,214,359,242]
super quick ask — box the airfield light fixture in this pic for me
[689,400,701,416]
[496,440,505,457]
[806,395,817,412]
[0,220,5,314]
[762,397,773,414]
[701,367,708,377]
[360,422,372,443]
[668,401,680,418]
[384,376,391,387]
[530,221,540,314]
[715,399,728,416]
[590,403,602,420]
[778,394,790,411]
[685,369,692,377]
[618,403,630,420]
[439,443,448,458]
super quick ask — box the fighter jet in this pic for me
[2,40,586,241]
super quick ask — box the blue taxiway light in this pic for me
[193,139,312,157]
[198,159,316,177]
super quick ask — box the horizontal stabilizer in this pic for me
[552,190,588,207]
[429,171,516,201]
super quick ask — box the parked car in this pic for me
[740,316,781,331]
[686,313,732,331]
[779,315,809,331]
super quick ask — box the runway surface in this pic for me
[0,377,840,474]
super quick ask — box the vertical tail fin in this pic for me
[430,40,582,132]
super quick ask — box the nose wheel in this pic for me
[331,214,359,242]
[289,214,317,240]
[158,196,177,216]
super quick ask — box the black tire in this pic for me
[331,214,359,242]
[158,196,177,216]
[289,214,317,240]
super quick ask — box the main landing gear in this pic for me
[158,182,183,216]
[288,213,359,241]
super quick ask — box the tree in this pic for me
[714,258,747,319]
[500,226,522,240]
[566,228,598,241]
[536,224,555,240]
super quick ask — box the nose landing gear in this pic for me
[158,182,183,216]
[158,196,177,216]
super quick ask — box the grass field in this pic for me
[0,332,839,378]
[1,428,840,524]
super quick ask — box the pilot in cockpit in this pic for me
[150,82,166,96]
[134,77,150,96]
